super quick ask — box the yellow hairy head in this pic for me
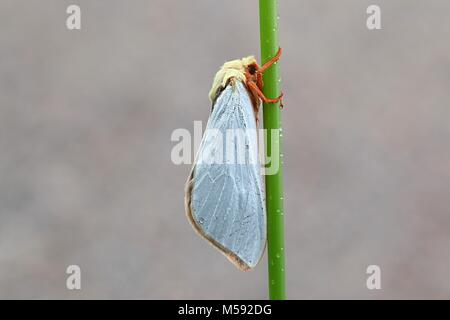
[209,56,257,103]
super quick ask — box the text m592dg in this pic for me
[222,304,272,315]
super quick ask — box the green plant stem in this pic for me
[259,0,286,300]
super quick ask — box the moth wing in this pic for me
[185,81,266,271]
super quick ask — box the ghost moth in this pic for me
[185,49,283,271]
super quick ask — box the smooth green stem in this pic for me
[259,0,286,300]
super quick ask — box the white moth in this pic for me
[185,50,283,271]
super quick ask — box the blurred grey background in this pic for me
[1,0,449,299]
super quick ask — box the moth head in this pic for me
[209,55,258,104]
[242,56,258,74]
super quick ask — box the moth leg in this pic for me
[258,47,283,73]
[246,80,284,108]
[256,72,264,89]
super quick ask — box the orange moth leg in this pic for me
[246,80,284,108]
[258,47,283,73]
